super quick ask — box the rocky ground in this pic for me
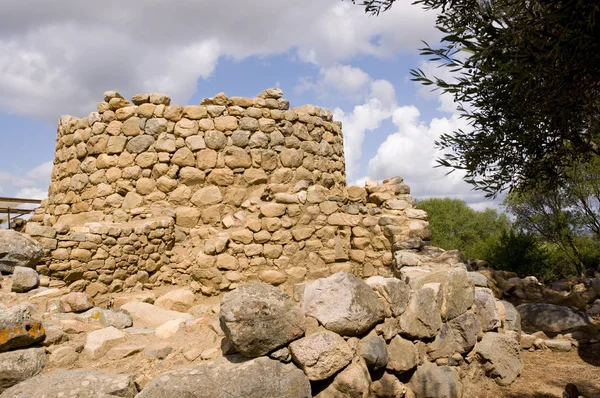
[1,270,599,397]
[2,228,600,397]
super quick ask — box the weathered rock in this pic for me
[468,272,488,287]
[474,288,500,332]
[517,303,592,333]
[544,339,572,352]
[386,335,418,374]
[366,276,410,317]
[0,348,46,393]
[83,326,127,359]
[289,331,353,381]
[155,319,185,339]
[369,372,406,398]
[136,356,311,398]
[408,361,463,398]
[440,268,474,321]
[220,283,305,357]
[427,312,481,360]
[41,326,68,346]
[120,301,193,328]
[0,230,44,273]
[359,335,388,370]
[59,292,94,313]
[0,304,45,352]
[11,266,39,293]
[155,289,195,312]
[48,345,79,367]
[0,369,137,398]
[315,358,371,398]
[302,272,385,336]
[475,332,523,386]
[499,300,521,338]
[107,344,145,360]
[99,309,133,329]
[399,288,442,339]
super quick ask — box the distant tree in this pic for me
[486,229,555,280]
[416,197,509,259]
[350,0,600,196]
[505,166,600,276]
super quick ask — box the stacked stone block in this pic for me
[28,88,431,295]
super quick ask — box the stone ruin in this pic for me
[25,88,430,296]
[2,88,598,397]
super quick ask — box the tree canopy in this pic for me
[350,0,600,197]
[505,156,600,274]
[416,197,509,259]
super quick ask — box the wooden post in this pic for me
[7,207,10,230]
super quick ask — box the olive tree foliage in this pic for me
[505,158,600,275]
[350,0,600,197]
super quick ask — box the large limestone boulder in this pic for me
[366,276,411,317]
[517,303,593,333]
[399,287,442,339]
[386,335,418,375]
[370,372,407,398]
[359,335,388,370]
[302,272,385,336]
[314,358,371,398]
[119,301,193,328]
[83,327,127,359]
[0,230,44,273]
[137,356,311,398]
[407,268,474,321]
[499,300,521,337]
[59,292,94,313]
[155,288,195,312]
[220,283,305,357]
[440,268,475,321]
[289,331,353,381]
[475,332,523,386]
[0,369,138,398]
[427,312,481,360]
[10,266,39,293]
[473,288,501,332]
[0,304,45,352]
[0,348,46,393]
[408,361,462,398]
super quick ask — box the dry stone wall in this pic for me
[27,88,431,296]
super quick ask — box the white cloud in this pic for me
[299,64,371,100]
[0,0,438,121]
[334,79,398,179]
[15,187,48,200]
[366,104,497,209]
[0,161,52,199]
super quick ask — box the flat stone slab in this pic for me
[517,303,592,333]
[0,369,137,398]
[137,356,310,398]
[120,301,193,328]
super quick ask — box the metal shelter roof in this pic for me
[0,197,43,228]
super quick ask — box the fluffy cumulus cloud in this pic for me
[0,161,52,199]
[0,0,437,121]
[295,64,371,101]
[334,78,398,179]
[365,94,502,207]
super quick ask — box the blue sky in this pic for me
[0,0,502,211]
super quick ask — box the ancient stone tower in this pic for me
[27,88,430,296]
